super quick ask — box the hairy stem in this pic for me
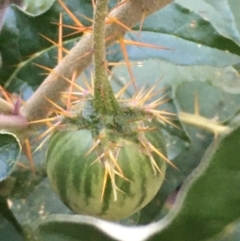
[0,98,14,114]
[93,0,120,114]
[20,0,173,122]
[0,114,28,131]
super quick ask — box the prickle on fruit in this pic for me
[46,84,171,221]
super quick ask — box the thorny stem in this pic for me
[93,0,120,114]
[19,0,173,122]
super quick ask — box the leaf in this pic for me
[9,177,72,226]
[137,2,240,55]
[174,81,240,124]
[23,0,55,15]
[146,123,240,241]
[8,139,71,226]
[209,220,240,241]
[0,215,23,241]
[0,131,21,182]
[107,1,240,67]
[0,0,93,91]
[0,195,23,241]
[32,214,150,241]
[108,30,240,67]
[0,176,16,196]
[176,0,240,46]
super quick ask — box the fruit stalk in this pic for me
[93,0,120,115]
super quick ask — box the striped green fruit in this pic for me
[46,121,167,221]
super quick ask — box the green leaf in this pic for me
[176,0,240,46]
[210,220,240,241]
[8,140,71,227]
[147,124,240,240]
[107,1,240,67]
[0,215,23,241]
[23,0,55,15]
[0,0,93,91]
[174,81,240,124]
[108,31,240,67]
[0,195,23,241]
[33,215,118,241]
[9,177,72,226]
[138,2,240,55]
[0,131,21,182]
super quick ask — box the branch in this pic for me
[0,98,14,114]
[20,0,173,122]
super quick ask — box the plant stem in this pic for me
[20,0,173,122]
[179,112,230,134]
[0,114,28,131]
[0,98,14,114]
[93,0,120,115]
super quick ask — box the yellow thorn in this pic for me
[108,150,124,176]
[137,77,164,105]
[82,74,94,95]
[67,71,78,110]
[44,96,71,117]
[72,49,94,63]
[194,93,200,116]
[28,117,57,124]
[33,135,51,153]
[90,153,104,166]
[39,33,69,54]
[133,86,146,100]
[101,165,109,202]
[123,39,174,51]
[138,11,146,37]
[139,139,160,175]
[149,154,165,176]
[110,0,128,11]
[58,0,84,27]
[33,63,55,74]
[85,139,101,157]
[58,13,63,63]
[23,139,36,175]
[92,0,96,9]
[113,169,132,183]
[147,96,168,108]
[60,74,87,94]
[105,162,118,201]
[147,141,178,170]
[115,82,131,99]
[118,36,136,90]
[106,16,132,32]
[0,86,13,104]
[32,121,60,143]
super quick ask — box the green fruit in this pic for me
[46,100,167,221]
